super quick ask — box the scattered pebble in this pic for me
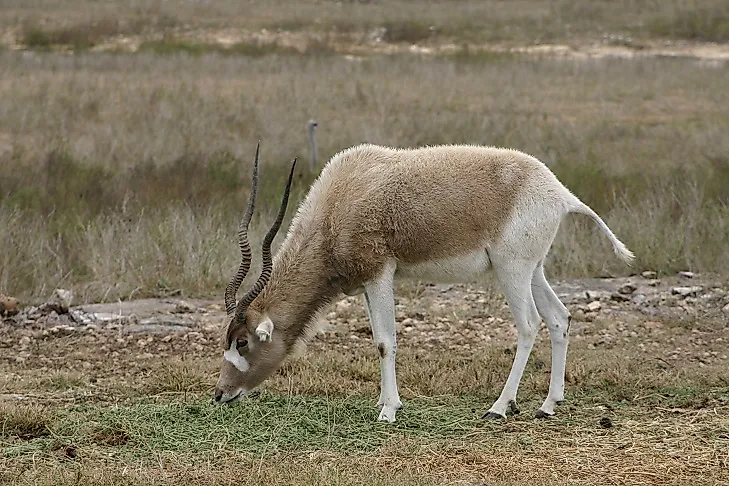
[678,271,696,279]
[618,283,637,295]
[672,286,704,297]
[173,300,197,313]
[587,301,602,312]
[643,321,663,329]
[611,293,631,302]
[632,294,647,305]
[0,294,19,317]
[53,288,74,311]
[641,271,657,279]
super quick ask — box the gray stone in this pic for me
[611,293,631,302]
[587,301,602,312]
[671,286,703,297]
[632,294,647,305]
[618,283,637,295]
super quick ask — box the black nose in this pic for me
[214,390,223,403]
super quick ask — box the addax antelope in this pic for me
[214,143,634,422]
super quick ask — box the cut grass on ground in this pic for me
[2,292,728,484]
[2,392,728,485]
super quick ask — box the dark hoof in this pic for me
[508,400,520,415]
[482,411,506,420]
[535,409,553,419]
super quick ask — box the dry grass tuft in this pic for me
[142,360,215,395]
[0,404,54,439]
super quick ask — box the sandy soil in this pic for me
[2,24,729,63]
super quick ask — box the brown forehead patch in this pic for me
[224,306,262,347]
[224,317,243,348]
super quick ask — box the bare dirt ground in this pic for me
[2,272,727,397]
[3,24,729,63]
[2,272,728,484]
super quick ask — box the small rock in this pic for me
[53,288,74,310]
[610,293,631,302]
[587,301,602,312]
[643,321,663,329]
[722,303,729,314]
[173,300,196,313]
[401,317,416,328]
[585,290,610,301]
[632,294,647,305]
[600,416,613,428]
[671,286,703,297]
[647,279,661,287]
[19,336,31,347]
[335,300,353,314]
[0,294,19,317]
[641,271,657,279]
[678,271,696,279]
[618,283,637,295]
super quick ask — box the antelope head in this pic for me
[214,144,297,404]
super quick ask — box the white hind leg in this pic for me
[483,260,541,419]
[531,262,571,417]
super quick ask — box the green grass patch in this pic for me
[3,395,487,458]
[6,385,727,460]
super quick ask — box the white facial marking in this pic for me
[223,342,250,372]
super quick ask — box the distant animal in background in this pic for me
[307,119,318,171]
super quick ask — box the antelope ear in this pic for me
[255,317,274,342]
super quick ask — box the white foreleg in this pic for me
[363,261,402,423]
[484,261,541,419]
[531,262,571,417]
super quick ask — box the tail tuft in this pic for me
[570,201,635,266]
[612,239,635,266]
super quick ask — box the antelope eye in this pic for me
[236,339,248,351]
